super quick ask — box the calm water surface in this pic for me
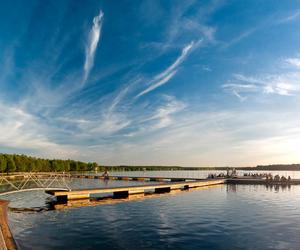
[110,170,300,179]
[7,183,300,250]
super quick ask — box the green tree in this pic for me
[77,161,87,172]
[92,162,99,171]
[6,156,16,173]
[0,155,7,173]
[70,161,78,171]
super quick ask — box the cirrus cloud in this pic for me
[83,10,104,84]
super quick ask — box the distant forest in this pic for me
[0,153,300,173]
[0,153,183,173]
[250,164,300,171]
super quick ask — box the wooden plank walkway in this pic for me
[46,179,225,201]
[71,174,200,182]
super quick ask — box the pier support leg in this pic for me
[171,178,185,182]
[113,191,129,199]
[154,187,171,193]
[56,195,68,204]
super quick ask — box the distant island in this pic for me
[0,153,300,173]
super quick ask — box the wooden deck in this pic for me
[46,179,225,201]
[45,175,300,202]
[71,174,200,182]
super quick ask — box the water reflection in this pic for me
[226,183,293,194]
[8,184,300,250]
[54,185,222,210]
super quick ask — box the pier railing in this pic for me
[0,172,71,196]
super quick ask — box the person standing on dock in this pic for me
[102,169,109,180]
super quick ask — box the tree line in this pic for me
[0,154,99,173]
[0,153,183,173]
[2,153,299,173]
[255,164,300,171]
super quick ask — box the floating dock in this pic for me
[71,174,200,182]
[46,179,225,202]
[46,175,300,202]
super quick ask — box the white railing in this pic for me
[0,172,72,195]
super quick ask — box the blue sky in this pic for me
[1,0,300,167]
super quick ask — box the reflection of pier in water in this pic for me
[46,179,225,202]
[54,184,224,210]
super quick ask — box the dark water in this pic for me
[7,184,300,250]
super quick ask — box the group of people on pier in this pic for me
[208,171,293,183]
[208,168,237,179]
[244,173,292,182]
[243,172,269,178]
[265,174,291,183]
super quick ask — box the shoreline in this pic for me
[0,200,17,250]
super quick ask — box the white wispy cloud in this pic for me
[144,95,186,129]
[0,102,79,158]
[222,83,257,101]
[4,96,300,167]
[279,9,300,23]
[162,0,221,48]
[136,41,195,98]
[222,73,300,100]
[222,28,257,49]
[155,41,195,81]
[120,95,186,138]
[108,77,142,113]
[285,57,300,68]
[83,10,104,84]
[223,57,300,100]
[136,71,177,98]
[94,108,300,166]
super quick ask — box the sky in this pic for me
[1,0,300,167]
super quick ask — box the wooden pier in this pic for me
[71,174,200,182]
[46,179,225,202]
[45,175,300,202]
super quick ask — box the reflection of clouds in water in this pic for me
[8,185,300,249]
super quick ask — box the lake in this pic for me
[4,171,300,250]
[107,170,300,179]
